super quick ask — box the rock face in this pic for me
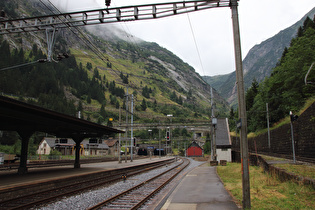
[204,7,315,106]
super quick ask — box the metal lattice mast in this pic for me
[0,1,230,35]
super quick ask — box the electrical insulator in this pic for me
[105,0,111,7]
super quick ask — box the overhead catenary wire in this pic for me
[186,12,206,76]
[0,60,45,71]
[40,0,129,85]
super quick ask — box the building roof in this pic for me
[42,137,56,148]
[103,139,118,147]
[215,118,231,147]
[187,141,203,149]
[81,139,109,149]
[40,137,109,149]
[0,96,124,139]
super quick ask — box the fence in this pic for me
[232,102,315,162]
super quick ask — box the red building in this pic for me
[186,141,203,157]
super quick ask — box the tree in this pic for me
[245,78,259,111]
[142,86,150,98]
[141,98,147,111]
[100,104,106,119]
[86,62,92,70]
[87,95,91,104]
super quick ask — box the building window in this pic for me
[55,139,59,143]
[89,138,98,144]
[221,148,228,151]
[44,143,47,147]
[60,139,68,143]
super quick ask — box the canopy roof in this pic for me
[0,95,123,139]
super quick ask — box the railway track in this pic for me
[88,158,190,210]
[0,158,174,209]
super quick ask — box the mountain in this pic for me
[0,0,229,125]
[203,7,315,107]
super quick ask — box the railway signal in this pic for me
[166,131,170,141]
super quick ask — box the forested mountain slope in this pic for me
[203,7,315,107]
[244,17,315,132]
[0,0,229,127]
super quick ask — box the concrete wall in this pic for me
[216,148,232,162]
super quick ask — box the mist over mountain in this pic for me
[203,7,315,107]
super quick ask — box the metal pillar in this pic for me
[130,94,134,162]
[230,0,251,209]
[119,107,122,163]
[125,87,129,163]
[17,130,33,174]
[266,103,271,149]
[46,28,56,62]
[159,122,161,158]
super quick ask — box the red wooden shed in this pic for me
[186,141,203,157]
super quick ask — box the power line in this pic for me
[186,12,206,76]
[0,59,45,71]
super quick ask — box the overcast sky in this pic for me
[50,0,315,76]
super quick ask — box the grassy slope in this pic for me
[69,47,198,122]
[217,162,315,209]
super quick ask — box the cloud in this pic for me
[50,0,315,76]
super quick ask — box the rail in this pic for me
[0,158,174,209]
[88,158,190,210]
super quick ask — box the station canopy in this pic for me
[0,95,123,138]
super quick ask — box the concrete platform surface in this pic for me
[161,163,240,210]
[0,157,171,189]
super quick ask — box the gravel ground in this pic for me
[35,158,206,210]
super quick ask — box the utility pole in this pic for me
[125,87,129,163]
[130,94,134,162]
[210,87,217,161]
[159,121,161,158]
[230,0,251,209]
[290,111,298,164]
[118,107,121,163]
[266,103,271,149]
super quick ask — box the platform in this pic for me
[160,163,240,210]
[0,157,171,190]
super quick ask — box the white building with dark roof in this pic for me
[214,118,232,162]
[37,137,109,156]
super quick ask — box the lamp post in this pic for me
[290,111,298,164]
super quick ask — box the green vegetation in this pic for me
[274,164,315,180]
[217,163,315,209]
[238,16,315,133]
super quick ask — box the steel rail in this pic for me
[88,158,189,210]
[0,1,230,35]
